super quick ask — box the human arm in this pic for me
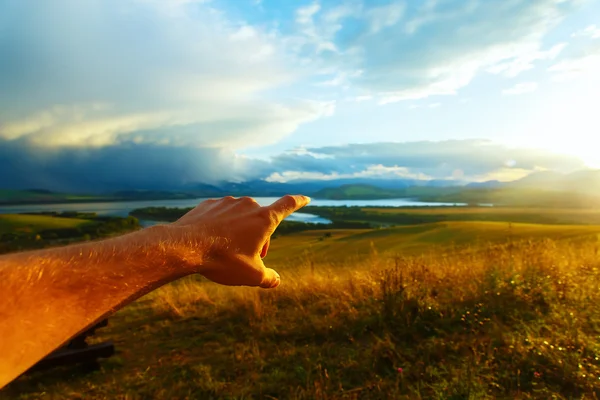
[0,195,310,387]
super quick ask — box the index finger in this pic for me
[266,195,311,223]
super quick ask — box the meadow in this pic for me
[0,213,140,254]
[0,214,93,234]
[2,208,600,399]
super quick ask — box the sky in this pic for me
[0,0,599,191]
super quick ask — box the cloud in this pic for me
[0,0,330,150]
[287,0,580,102]
[502,82,539,95]
[265,164,432,183]
[0,1,590,191]
[571,24,600,39]
[1,139,585,190]
[547,41,600,81]
[264,140,585,182]
[408,102,441,110]
[487,43,567,78]
[0,139,271,192]
[366,1,406,34]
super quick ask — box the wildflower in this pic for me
[534,372,541,378]
[397,368,403,374]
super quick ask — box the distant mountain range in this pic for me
[509,170,600,195]
[1,169,599,206]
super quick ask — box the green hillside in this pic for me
[0,190,105,205]
[267,221,600,265]
[311,183,600,208]
[419,187,600,208]
[306,206,600,226]
[0,213,141,254]
[0,214,93,234]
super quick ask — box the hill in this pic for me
[0,189,197,206]
[265,221,600,264]
[511,169,600,196]
[313,184,404,200]
[0,214,93,234]
[5,222,600,399]
[416,187,600,207]
[0,213,141,254]
[306,206,600,226]
[313,185,465,200]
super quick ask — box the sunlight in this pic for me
[522,78,600,169]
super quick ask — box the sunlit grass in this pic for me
[6,235,600,399]
[0,214,93,234]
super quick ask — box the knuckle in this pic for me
[222,196,235,202]
[283,195,298,208]
[240,196,257,205]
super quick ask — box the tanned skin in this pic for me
[0,194,310,388]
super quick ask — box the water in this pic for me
[0,197,466,226]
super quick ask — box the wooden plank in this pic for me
[28,341,115,373]
[25,318,114,374]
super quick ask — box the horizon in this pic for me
[1,0,599,192]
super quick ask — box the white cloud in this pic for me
[571,24,600,39]
[471,167,535,183]
[265,164,432,183]
[266,140,585,183]
[0,0,329,150]
[296,2,321,25]
[367,1,405,34]
[291,0,581,103]
[502,82,539,95]
[408,103,441,110]
[487,43,567,77]
[292,2,341,54]
[346,95,373,103]
[548,52,600,81]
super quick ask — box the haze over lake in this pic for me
[0,198,466,226]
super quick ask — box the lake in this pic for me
[0,198,466,226]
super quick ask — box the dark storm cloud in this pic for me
[0,140,269,192]
[0,139,587,190]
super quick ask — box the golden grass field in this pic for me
[3,218,600,399]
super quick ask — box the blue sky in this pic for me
[0,0,599,190]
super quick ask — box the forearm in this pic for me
[0,225,202,387]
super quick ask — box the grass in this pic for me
[3,222,600,399]
[305,206,600,226]
[266,221,600,265]
[0,214,94,234]
[0,190,104,204]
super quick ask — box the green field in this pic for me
[0,214,93,234]
[305,206,600,226]
[266,221,600,266]
[3,210,600,399]
[0,190,105,205]
[0,213,141,255]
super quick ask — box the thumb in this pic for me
[259,267,281,289]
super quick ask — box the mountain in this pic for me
[511,171,565,187]
[314,184,405,200]
[466,180,504,189]
[313,184,465,200]
[510,169,600,196]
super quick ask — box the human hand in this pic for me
[168,195,310,288]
